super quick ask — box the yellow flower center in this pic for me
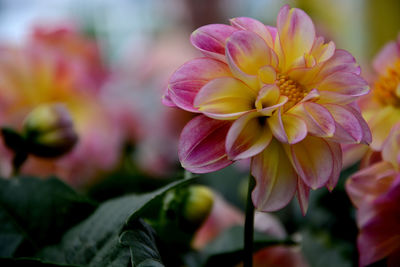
[374,60,400,106]
[276,74,309,110]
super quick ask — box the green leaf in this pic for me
[1,127,25,152]
[0,176,96,257]
[136,259,164,267]
[199,225,294,266]
[38,177,195,266]
[0,257,78,267]
[120,219,164,267]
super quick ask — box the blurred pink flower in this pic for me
[166,5,370,213]
[0,25,127,188]
[31,24,108,91]
[245,245,308,267]
[193,192,307,267]
[343,34,400,168]
[346,124,400,266]
[192,192,244,249]
[361,34,400,151]
[109,30,196,177]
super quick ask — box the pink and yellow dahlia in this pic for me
[165,5,370,213]
[343,33,400,169]
[361,34,400,151]
[346,124,400,266]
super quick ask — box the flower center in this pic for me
[276,74,309,110]
[374,60,400,107]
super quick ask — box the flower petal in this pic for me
[162,88,177,107]
[168,58,232,112]
[179,115,233,173]
[367,105,400,150]
[297,178,310,216]
[357,177,400,266]
[190,24,237,62]
[289,49,361,92]
[251,139,297,212]
[230,17,275,48]
[382,123,400,170]
[226,112,272,160]
[268,109,307,144]
[310,37,335,63]
[325,141,342,191]
[358,207,400,267]
[341,143,369,169]
[324,104,369,144]
[258,65,277,84]
[346,104,372,144]
[260,96,288,116]
[255,84,280,110]
[277,5,316,69]
[300,88,320,103]
[316,72,369,104]
[346,161,395,208]
[318,49,361,77]
[194,77,256,119]
[280,49,360,92]
[226,30,278,89]
[373,39,400,75]
[288,102,335,137]
[286,136,334,189]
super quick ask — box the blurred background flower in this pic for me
[346,124,400,266]
[0,23,130,188]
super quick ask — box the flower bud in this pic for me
[23,104,78,157]
[154,185,214,249]
[182,185,214,226]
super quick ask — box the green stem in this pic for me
[244,174,255,267]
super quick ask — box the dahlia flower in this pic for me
[165,5,370,213]
[343,34,400,169]
[0,25,125,188]
[346,124,400,266]
[361,34,400,151]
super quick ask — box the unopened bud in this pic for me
[23,104,78,157]
[182,185,214,226]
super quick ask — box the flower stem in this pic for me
[244,174,255,267]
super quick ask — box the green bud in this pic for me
[23,104,78,157]
[153,185,214,251]
[182,185,214,226]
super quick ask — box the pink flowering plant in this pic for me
[164,4,372,266]
[3,2,400,267]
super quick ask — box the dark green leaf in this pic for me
[38,177,195,266]
[120,219,164,267]
[1,127,25,152]
[136,259,164,267]
[0,176,96,257]
[0,257,78,267]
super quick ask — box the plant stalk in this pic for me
[244,174,255,267]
